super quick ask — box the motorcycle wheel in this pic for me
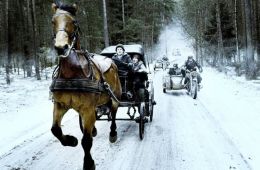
[190,80,198,99]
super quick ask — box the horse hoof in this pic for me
[92,128,97,137]
[83,161,95,170]
[109,135,117,143]
[63,135,78,147]
[91,164,96,170]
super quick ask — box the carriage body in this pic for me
[100,44,148,103]
[100,44,155,139]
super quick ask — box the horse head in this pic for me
[52,3,80,57]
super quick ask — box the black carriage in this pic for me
[99,44,156,140]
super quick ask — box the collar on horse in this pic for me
[50,50,106,93]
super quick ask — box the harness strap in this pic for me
[82,51,107,83]
[50,78,104,93]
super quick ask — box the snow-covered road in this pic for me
[1,66,260,170]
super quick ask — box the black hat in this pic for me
[115,44,125,52]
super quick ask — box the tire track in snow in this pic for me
[196,99,253,170]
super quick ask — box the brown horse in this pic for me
[50,3,121,170]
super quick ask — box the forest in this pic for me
[0,0,260,84]
[178,0,260,79]
[0,0,175,83]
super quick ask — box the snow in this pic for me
[0,24,260,170]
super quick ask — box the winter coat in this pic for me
[133,61,147,73]
[185,59,201,71]
[112,53,132,64]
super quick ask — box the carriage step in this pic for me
[152,101,157,105]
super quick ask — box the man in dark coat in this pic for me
[112,44,132,64]
[112,44,133,73]
[112,44,134,99]
[182,56,203,86]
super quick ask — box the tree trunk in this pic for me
[102,0,109,47]
[199,9,204,66]
[254,0,260,63]
[216,0,224,66]
[6,0,11,84]
[234,0,241,63]
[25,0,32,77]
[195,10,199,62]
[31,0,41,80]
[122,0,126,43]
[244,0,257,79]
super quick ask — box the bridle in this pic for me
[53,11,81,57]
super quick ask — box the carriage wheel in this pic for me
[139,102,145,140]
[149,87,154,122]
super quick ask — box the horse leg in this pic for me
[109,100,118,143]
[79,115,97,137]
[80,107,96,170]
[51,102,78,147]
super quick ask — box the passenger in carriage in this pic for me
[132,54,149,121]
[132,54,148,98]
[132,54,148,73]
[112,44,134,99]
[112,44,133,69]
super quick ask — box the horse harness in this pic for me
[50,50,106,93]
[50,10,119,100]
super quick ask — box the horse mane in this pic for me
[55,0,77,16]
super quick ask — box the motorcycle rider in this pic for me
[181,56,203,87]
[162,55,169,70]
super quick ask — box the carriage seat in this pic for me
[91,55,113,73]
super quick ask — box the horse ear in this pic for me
[72,3,78,12]
[52,3,58,13]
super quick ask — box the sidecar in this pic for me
[162,67,184,93]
